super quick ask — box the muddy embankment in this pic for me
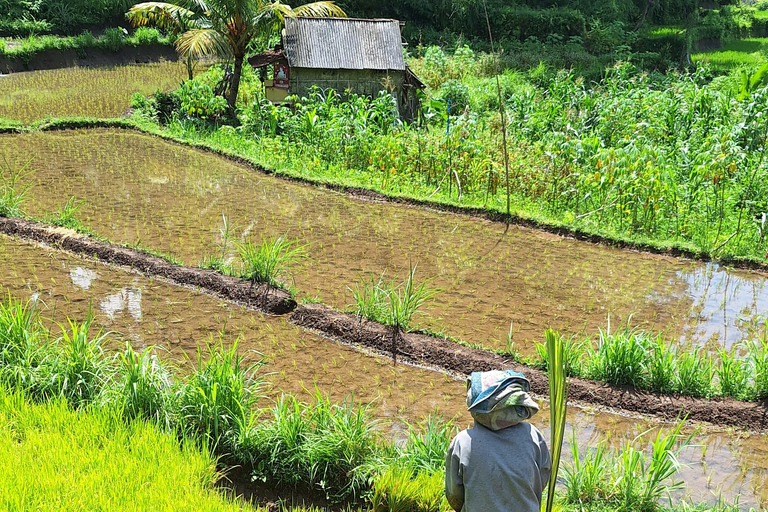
[2,215,767,431]
[0,44,178,74]
[0,217,294,314]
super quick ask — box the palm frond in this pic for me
[176,28,232,59]
[292,1,346,17]
[127,2,198,28]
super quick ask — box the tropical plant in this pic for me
[544,328,568,512]
[127,0,346,109]
[236,234,306,289]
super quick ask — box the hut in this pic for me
[248,17,424,120]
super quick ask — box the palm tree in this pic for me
[127,0,346,110]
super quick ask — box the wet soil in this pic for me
[0,233,767,508]
[5,129,768,354]
[0,217,295,315]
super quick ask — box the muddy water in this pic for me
[3,129,767,353]
[0,234,766,509]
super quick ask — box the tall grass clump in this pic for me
[674,347,713,397]
[562,420,693,512]
[371,466,449,512]
[46,196,86,230]
[647,336,677,394]
[51,314,111,406]
[104,344,175,426]
[236,234,306,290]
[0,156,32,218]
[237,392,379,503]
[717,345,751,400]
[178,340,262,448]
[0,296,49,396]
[349,266,438,362]
[748,333,768,399]
[587,325,649,388]
[534,332,584,377]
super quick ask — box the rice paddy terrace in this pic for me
[3,64,768,510]
[1,235,767,508]
[2,128,768,355]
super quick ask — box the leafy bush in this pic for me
[177,80,228,121]
[438,79,470,112]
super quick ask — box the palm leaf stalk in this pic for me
[127,0,346,110]
[545,328,568,512]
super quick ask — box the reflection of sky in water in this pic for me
[69,267,97,290]
[99,287,142,321]
[676,263,768,350]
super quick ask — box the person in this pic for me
[445,370,551,512]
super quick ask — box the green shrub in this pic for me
[177,80,228,121]
[438,79,470,112]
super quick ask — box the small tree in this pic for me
[127,0,346,110]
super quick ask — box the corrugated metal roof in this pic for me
[283,17,406,71]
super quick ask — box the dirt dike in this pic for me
[2,216,767,430]
[0,217,295,315]
[291,303,768,431]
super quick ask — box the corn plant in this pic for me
[236,234,306,289]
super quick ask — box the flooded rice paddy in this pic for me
[0,234,766,508]
[2,128,768,354]
[0,62,188,123]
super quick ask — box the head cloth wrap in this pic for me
[466,370,539,431]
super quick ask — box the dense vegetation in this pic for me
[0,296,754,512]
[0,0,132,36]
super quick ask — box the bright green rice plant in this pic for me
[0,296,52,397]
[562,431,612,506]
[0,386,244,512]
[47,196,85,230]
[675,347,713,398]
[647,335,677,394]
[52,314,112,407]
[236,234,306,289]
[370,465,449,512]
[716,346,751,399]
[545,328,568,512]
[748,332,768,399]
[639,420,693,509]
[106,344,175,426]
[178,339,263,448]
[398,414,456,474]
[349,273,389,324]
[0,156,33,218]
[587,326,649,388]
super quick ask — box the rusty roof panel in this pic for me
[283,17,406,71]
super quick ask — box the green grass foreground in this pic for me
[0,387,244,512]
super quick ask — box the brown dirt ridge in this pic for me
[0,217,295,315]
[290,304,768,431]
[2,216,767,430]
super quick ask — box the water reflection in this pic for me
[100,287,143,321]
[673,262,768,350]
